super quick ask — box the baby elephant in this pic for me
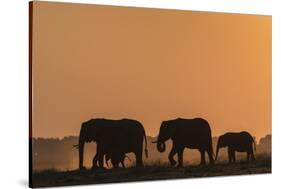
[105,151,131,168]
[215,131,255,163]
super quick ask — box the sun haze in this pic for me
[31,2,271,140]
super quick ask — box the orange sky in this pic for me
[32,2,271,140]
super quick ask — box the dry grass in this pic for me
[31,155,271,188]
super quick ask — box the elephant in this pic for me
[153,118,214,167]
[215,131,255,163]
[78,118,148,170]
[105,151,131,168]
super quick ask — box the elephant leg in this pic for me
[92,154,104,169]
[250,148,255,161]
[133,140,144,167]
[227,148,232,163]
[168,146,177,167]
[92,145,105,169]
[98,155,104,168]
[177,147,184,168]
[92,154,99,169]
[247,152,250,161]
[200,150,206,165]
[92,144,102,169]
[207,149,214,164]
[251,153,255,161]
[232,151,236,163]
[135,150,143,167]
[112,163,117,168]
[121,161,125,168]
[252,152,255,161]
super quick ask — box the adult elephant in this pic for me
[154,118,214,167]
[78,118,148,170]
[215,131,255,163]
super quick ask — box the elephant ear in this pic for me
[218,134,228,147]
[166,122,175,137]
[82,121,97,142]
[161,121,175,140]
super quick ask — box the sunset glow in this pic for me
[32,2,271,141]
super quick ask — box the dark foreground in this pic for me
[32,157,271,188]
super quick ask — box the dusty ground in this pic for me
[31,157,271,188]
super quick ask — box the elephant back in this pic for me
[166,118,213,147]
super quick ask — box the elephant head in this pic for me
[154,121,174,152]
[215,134,228,161]
[78,120,98,169]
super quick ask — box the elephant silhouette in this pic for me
[153,118,214,167]
[77,118,148,170]
[215,131,256,163]
[105,151,131,168]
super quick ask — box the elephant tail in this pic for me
[210,138,215,162]
[252,137,257,152]
[143,130,148,158]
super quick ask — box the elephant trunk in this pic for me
[157,141,166,152]
[78,136,85,169]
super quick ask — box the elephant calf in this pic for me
[215,131,256,163]
[105,151,131,168]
